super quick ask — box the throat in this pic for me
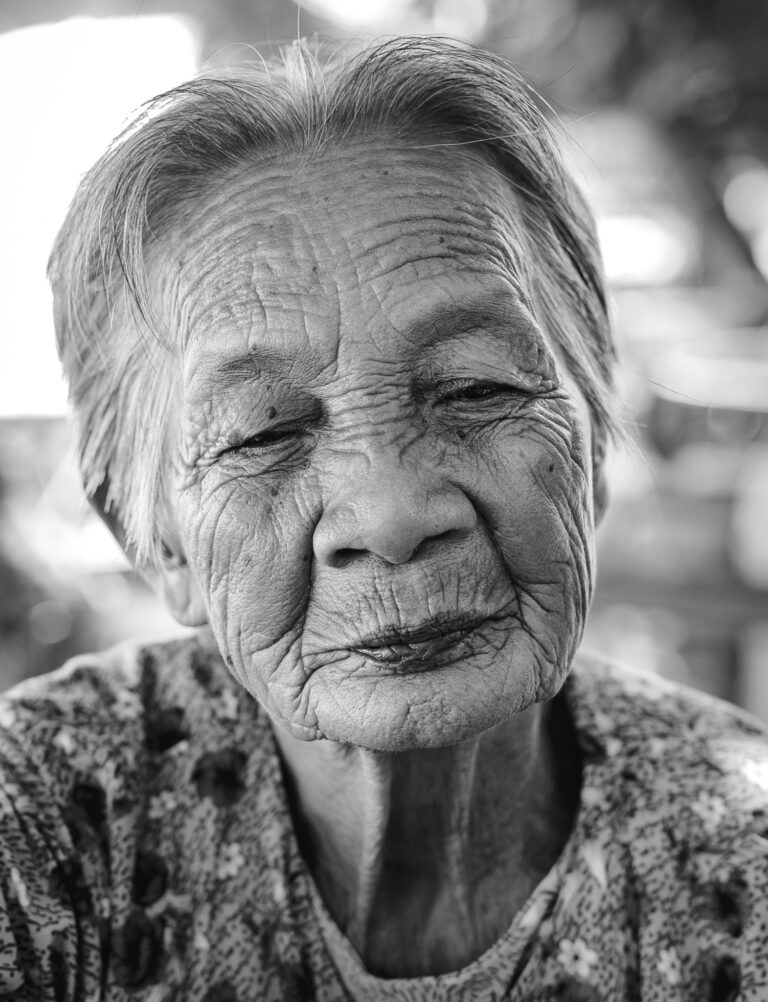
[274,697,581,977]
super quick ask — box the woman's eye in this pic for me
[246,427,299,447]
[437,381,517,405]
[228,426,304,453]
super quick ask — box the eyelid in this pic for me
[231,423,306,451]
[430,371,544,399]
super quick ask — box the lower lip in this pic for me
[350,624,480,673]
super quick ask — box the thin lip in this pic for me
[350,613,489,652]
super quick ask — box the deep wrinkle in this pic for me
[183,304,560,471]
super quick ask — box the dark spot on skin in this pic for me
[192,748,248,807]
[549,463,555,473]
[145,707,189,753]
[132,849,169,907]
[270,486,279,497]
[456,429,467,440]
[266,406,277,419]
[224,654,234,669]
[438,236,445,244]
[111,909,165,989]
[382,169,389,176]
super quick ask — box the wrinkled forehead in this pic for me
[153,141,541,360]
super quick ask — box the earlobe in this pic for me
[157,544,208,627]
[89,476,208,626]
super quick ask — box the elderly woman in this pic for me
[0,35,766,1002]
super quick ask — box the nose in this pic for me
[313,455,477,568]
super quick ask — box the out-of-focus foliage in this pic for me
[487,0,768,161]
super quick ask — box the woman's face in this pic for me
[162,141,599,751]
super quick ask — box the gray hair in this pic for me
[49,35,617,567]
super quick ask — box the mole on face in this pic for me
[266,406,277,419]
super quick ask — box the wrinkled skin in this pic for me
[157,141,599,754]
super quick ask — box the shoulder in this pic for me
[564,653,768,998]
[0,630,250,757]
[0,630,271,848]
[0,633,273,997]
[569,651,768,779]
[557,657,768,993]
[568,652,768,835]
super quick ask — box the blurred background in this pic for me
[1,0,767,714]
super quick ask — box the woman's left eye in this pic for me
[436,381,518,405]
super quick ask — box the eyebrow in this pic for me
[201,349,292,389]
[198,289,543,391]
[401,290,540,349]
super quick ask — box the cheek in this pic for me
[477,403,593,547]
[473,403,596,685]
[178,474,314,652]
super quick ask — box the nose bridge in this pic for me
[321,378,425,484]
[313,425,476,567]
[319,428,425,532]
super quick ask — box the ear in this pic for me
[591,424,609,526]
[89,478,208,627]
[154,534,208,627]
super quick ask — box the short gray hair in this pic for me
[49,35,617,567]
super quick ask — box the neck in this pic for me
[274,697,580,977]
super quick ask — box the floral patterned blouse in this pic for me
[0,634,766,1000]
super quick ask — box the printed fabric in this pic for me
[0,634,765,1000]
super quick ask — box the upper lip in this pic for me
[351,613,488,650]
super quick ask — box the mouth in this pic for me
[349,614,490,672]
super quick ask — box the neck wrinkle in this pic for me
[273,702,563,976]
[348,750,392,947]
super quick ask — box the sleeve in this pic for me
[0,725,103,1000]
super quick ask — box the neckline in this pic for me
[305,846,570,999]
[285,661,612,995]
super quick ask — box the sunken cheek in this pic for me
[182,465,314,634]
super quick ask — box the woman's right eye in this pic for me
[208,427,306,463]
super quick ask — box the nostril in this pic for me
[313,480,476,568]
[328,547,365,570]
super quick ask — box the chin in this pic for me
[298,654,545,752]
